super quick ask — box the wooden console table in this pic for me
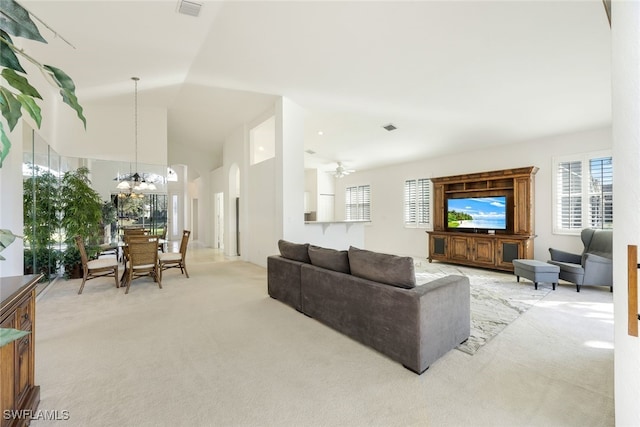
[1,274,42,427]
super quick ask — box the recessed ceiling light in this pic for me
[317,131,324,136]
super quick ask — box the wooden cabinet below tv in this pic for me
[428,231,534,272]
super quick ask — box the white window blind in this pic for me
[345,185,371,221]
[553,153,612,233]
[404,178,431,227]
[588,157,613,228]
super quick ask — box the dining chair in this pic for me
[123,228,146,238]
[124,235,161,294]
[158,230,191,281]
[75,235,119,294]
[155,228,167,253]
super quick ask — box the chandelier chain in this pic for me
[132,76,139,175]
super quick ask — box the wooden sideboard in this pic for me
[428,166,537,272]
[1,274,42,427]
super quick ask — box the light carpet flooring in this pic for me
[31,247,614,427]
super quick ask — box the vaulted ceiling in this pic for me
[19,0,611,173]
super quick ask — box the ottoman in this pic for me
[512,259,559,290]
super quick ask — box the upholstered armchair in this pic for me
[548,228,613,292]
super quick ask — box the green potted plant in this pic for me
[23,169,60,278]
[60,166,102,278]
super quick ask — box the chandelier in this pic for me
[116,77,156,196]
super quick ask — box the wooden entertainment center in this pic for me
[427,166,538,272]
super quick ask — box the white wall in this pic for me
[248,158,277,265]
[0,123,26,277]
[304,169,318,214]
[53,104,168,166]
[210,166,225,249]
[334,127,611,259]
[276,98,307,246]
[168,139,220,248]
[612,2,640,425]
[222,126,246,258]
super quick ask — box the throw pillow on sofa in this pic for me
[278,240,311,263]
[308,245,350,274]
[348,246,416,289]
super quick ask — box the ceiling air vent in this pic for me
[178,0,202,17]
[383,123,397,131]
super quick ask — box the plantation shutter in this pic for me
[404,180,417,225]
[359,185,371,221]
[554,153,613,233]
[556,160,583,231]
[346,185,371,221]
[405,179,431,227]
[417,178,430,226]
[588,157,613,228]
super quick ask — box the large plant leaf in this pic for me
[1,68,41,98]
[16,93,41,127]
[44,65,86,128]
[0,30,25,72]
[0,229,21,261]
[0,122,10,168]
[0,0,46,43]
[0,86,22,130]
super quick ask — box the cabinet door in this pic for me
[496,239,522,269]
[472,238,495,265]
[449,236,470,261]
[513,177,532,234]
[1,313,16,425]
[16,334,32,406]
[429,234,448,260]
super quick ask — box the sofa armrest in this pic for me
[414,275,470,372]
[549,248,582,264]
[267,255,304,311]
[582,253,613,286]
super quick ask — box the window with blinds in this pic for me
[345,185,371,221]
[553,152,612,233]
[404,178,431,228]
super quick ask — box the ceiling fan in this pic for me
[332,162,355,178]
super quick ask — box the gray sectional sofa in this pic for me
[267,240,471,374]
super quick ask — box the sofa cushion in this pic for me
[278,240,310,263]
[348,246,416,289]
[308,245,350,274]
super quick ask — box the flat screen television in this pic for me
[447,196,507,231]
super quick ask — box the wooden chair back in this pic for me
[179,230,191,259]
[75,235,89,267]
[124,228,146,238]
[124,236,161,294]
[74,234,119,294]
[127,236,159,266]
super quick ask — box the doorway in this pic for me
[215,192,224,250]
